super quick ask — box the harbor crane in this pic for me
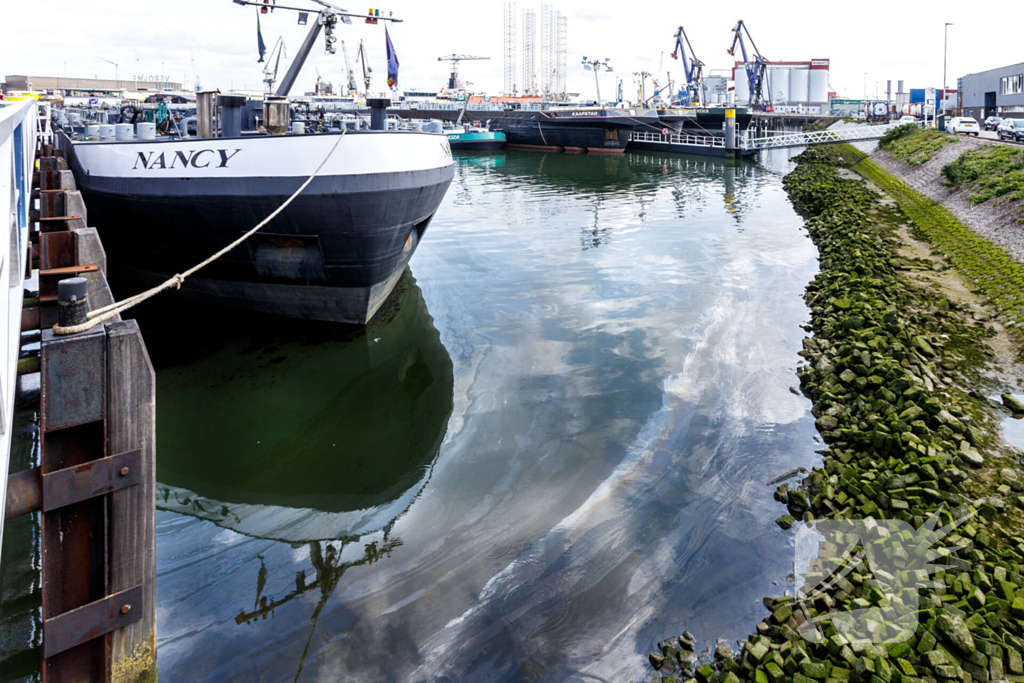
[231,0,400,97]
[340,40,357,96]
[355,39,372,97]
[190,49,202,91]
[437,54,488,90]
[262,36,287,94]
[670,26,705,106]
[633,70,652,106]
[726,19,771,110]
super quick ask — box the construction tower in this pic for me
[540,4,554,98]
[556,12,567,97]
[503,2,517,97]
[522,8,536,96]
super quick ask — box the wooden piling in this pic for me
[5,146,157,682]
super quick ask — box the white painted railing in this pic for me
[0,99,37,566]
[743,122,918,151]
[630,130,727,148]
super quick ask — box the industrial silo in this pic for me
[789,68,810,103]
[809,59,829,104]
[770,67,789,104]
[734,67,749,104]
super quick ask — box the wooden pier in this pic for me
[1,99,157,683]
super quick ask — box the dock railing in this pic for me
[0,99,37,559]
[630,130,727,148]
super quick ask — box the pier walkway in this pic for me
[630,122,916,156]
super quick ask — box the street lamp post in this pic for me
[98,57,119,88]
[582,57,609,106]
[943,23,953,91]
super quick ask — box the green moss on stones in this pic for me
[647,141,1024,683]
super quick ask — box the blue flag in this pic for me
[257,11,267,63]
[386,27,399,88]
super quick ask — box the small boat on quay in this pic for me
[491,107,659,153]
[56,4,455,325]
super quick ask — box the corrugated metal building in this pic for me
[958,62,1024,120]
[3,75,183,93]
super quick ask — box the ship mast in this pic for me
[230,0,401,97]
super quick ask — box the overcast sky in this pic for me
[2,1,1013,101]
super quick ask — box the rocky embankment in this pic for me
[647,145,1024,683]
[870,136,1024,267]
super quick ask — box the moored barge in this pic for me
[491,107,659,153]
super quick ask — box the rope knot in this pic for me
[172,274,184,290]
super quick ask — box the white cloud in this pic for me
[2,0,990,100]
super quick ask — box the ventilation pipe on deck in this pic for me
[368,98,391,131]
[218,95,246,138]
[197,91,217,138]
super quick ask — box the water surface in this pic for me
[2,147,822,682]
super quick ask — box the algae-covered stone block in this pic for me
[801,660,831,680]
[854,656,877,678]
[937,611,977,654]
[1008,648,1023,675]
[765,662,785,683]
[1012,597,1024,618]
[924,650,952,667]
[830,666,851,680]
[789,490,810,512]
[776,515,796,530]
[747,641,770,664]
[1002,394,1024,415]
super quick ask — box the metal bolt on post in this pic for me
[56,277,89,330]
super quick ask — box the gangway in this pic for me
[630,122,921,156]
[742,122,920,151]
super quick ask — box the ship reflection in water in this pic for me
[144,270,452,681]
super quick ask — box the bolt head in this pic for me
[120,466,129,476]
[121,604,131,614]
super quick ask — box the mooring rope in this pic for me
[52,129,347,335]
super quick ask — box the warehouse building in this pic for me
[3,75,182,93]
[958,62,1024,120]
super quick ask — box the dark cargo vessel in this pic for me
[491,107,660,153]
[58,129,455,324]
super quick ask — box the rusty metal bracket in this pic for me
[42,585,143,659]
[41,449,141,512]
[4,466,42,520]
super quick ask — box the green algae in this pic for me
[647,143,1024,683]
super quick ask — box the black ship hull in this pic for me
[491,109,656,154]
[59,130,455,324]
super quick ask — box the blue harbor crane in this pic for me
[726,19,771,110]
[670,26,705,106]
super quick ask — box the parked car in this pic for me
[997,118,1024,142]
[984,116,1003,131]
[948,117,980,135]
[898,115,918,125]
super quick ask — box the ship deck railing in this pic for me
[630,131,726,148]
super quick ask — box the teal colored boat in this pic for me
[446,127,506,151]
